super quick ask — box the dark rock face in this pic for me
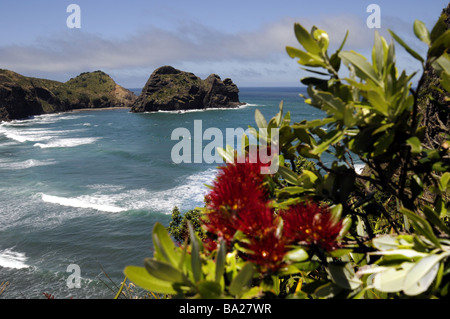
[0,78,66,121]
[0,69,137,122]
[131,66,243,112]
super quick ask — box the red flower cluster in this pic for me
[281,202,342,252]
[203,158,342,272]
[203,158,285,272]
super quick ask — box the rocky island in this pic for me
[0,69,137,122]
[131,66,243,113]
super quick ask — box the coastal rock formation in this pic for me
[0,69,137,122]
[131,66,243,113]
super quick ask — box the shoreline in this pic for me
[0,107,131,124]
[1,103,253,123]
[69,106,131,113]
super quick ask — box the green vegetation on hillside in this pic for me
[0,69,136,121]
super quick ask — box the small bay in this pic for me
[0,87,345,298]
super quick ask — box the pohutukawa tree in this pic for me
[123,5,449,299]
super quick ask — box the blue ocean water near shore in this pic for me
[0,87,363,298]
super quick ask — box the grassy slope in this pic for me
[0,69,134,111]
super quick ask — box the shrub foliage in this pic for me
[124,11,450,299]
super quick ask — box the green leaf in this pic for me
[339,51,382,86]
[299,67,329,76]
[188,221,202,283]
[330,204,343,225]
[372,235,401,250]
[440,172,450,193]
[327,263,362,290]
[371,249,427,262]
[254,109,267,129]
[313,29,330,52]
[430,12,448,43]
[278,165,299,185]
[388,30,424,64]
[197,281,223,299]
[367,90,388,116]
[124,266,177,295]
[274,101,283,127]
[229,263,254,296]
[144,258,185,283]
[407,136,423,155]
[292,117,334,129]
[432,54,450,75]
[284,248,309,262]
[313,282,343,298]
[428,30,450,58]
[413,20,431,45]
[372,133,394,157]
[278,186,306,195]
[372,123,394,135]
[329,248,353,258]
[373,262,414,293]
[215,239,226,283]
[337,30,349,52]
[309,90,347,117]
[286,46,325,67]
[422,205,450,236]
[299,169,319,188]
[403,254,446,296]
[441,71,450,92]
[152,223,180,267]
[301,77,328,87]
[293,23,322,55]
[400,208,441,248]
[114,276,127,299]
[311,130,344,155]
[338,216,352,240]
[373,31,385,75]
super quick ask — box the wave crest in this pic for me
[0,248,29,269]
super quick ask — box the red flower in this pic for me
[202,158,288,272]
[242,226,286,273]
[203,158,269,245]
[281,202,342,251]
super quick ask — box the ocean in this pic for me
[0,87,362,299]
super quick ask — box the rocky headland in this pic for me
[131,66,243,113]
[0,69,137,122]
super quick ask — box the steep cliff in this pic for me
[0,70,137,122]
[131,66,243,113]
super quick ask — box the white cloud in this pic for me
[0,14,426,86]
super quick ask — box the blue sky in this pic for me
[0,0,448,88]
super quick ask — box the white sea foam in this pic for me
[41,168,218,214]
[0,124,86,144]
[0,141,18,147]
[153,104,250,114]
[2,113,71,126]
[0,159,57,170]
[0,248,29,269]
[41,194,126,213]
[34,137,100,148]
[0,119,95,149]
[125,168,218,213]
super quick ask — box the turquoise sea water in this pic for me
[0,87,359,298]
